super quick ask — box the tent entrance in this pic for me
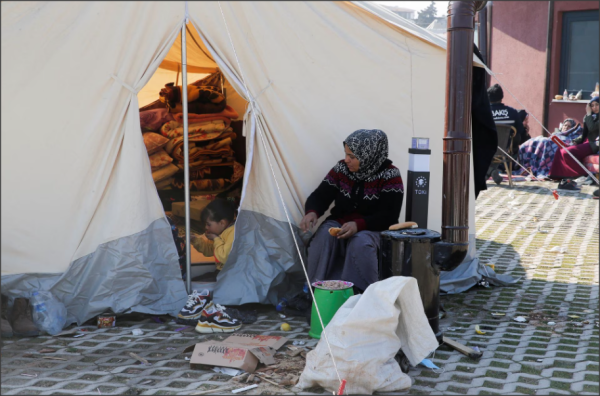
[137,23,249,287]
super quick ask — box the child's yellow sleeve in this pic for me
[213,226,235,265]
[190,234,214,257]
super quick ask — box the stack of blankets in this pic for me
[139,72,243,193]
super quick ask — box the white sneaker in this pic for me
[177,290,211,321]
[195,302,242,333]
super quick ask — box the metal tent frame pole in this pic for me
[181,22,191,294]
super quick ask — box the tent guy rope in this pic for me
[216,1,345,391]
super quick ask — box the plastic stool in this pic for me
[308,286,354,339]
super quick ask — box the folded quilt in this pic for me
[168,131,236,161]
[171,137,234,163]
[173,147,233,164]
[160,117,231,139]
[152,163,179,183]
[163,129,234,155]
[149,148,173,171]
[231,161,245,184]
[155,177,174,190]
[173,105,239,123]
[140,108,174,132]
[143,132,169,154]
[178,158,235,170]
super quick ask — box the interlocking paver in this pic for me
[1,180,598,395]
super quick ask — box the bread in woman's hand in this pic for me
[388,221,418,231]
[328,227,342,236]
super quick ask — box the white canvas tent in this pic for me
[1,1,481,325]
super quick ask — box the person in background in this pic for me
[517,118,582,180]
[488,84,526,151]
[550,97,599,189]
[517,110,532,143]
[300,129,403,295]
[471,44,498,198]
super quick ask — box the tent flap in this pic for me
[1,218,188,325]
[213,209,307,306]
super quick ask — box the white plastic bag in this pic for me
[30,290,68,335]
[297,277,439,395]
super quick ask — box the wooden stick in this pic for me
[128,352,150,365]
[254,374,281,387]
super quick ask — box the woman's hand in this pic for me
[586,103,592,116]
[337,221,358,239]
[300,212,318,233]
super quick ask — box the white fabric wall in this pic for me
[1,2,185,275]
[2,1,478,281]
[189,1,477,235]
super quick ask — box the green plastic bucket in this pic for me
[308,281,354,339]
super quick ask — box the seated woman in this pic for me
[518,110,532,144]
[299,129,403,294]
[550,97,599,184]
[518,117,582,179]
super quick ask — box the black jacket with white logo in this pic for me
[490,103,526,141]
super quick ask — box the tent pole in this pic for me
[182,23,192,294]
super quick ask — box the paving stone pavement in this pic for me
[1,180,598,395]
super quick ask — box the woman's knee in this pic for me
[347,232,379,253]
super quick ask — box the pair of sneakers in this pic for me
[177,290,241,333]
[557,179,580,191]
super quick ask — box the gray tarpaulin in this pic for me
[213,210,306,306]
[440,235,521,294]
[1,218,188,326]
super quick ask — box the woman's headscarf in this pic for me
[342,129,389,181]
[590,97,599,121]
[518,110,528,122]
[562,118,575,129]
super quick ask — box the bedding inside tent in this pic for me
[1,1,483,326]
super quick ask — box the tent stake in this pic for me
[182,22,192,294]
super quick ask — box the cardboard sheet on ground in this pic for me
[189,334,287,373]
[297,276,439,394]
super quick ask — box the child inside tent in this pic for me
[175,198,241,333]
[189,198,236,271]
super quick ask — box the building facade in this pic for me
[478,1,599,138]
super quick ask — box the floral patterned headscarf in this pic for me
[343,129,389,181]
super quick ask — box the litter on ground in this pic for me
[231,384,258,394]
[548,246,567,253]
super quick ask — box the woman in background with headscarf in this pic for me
[518,110,532,143]
[300,129,404,294]
[550,97,599,183]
